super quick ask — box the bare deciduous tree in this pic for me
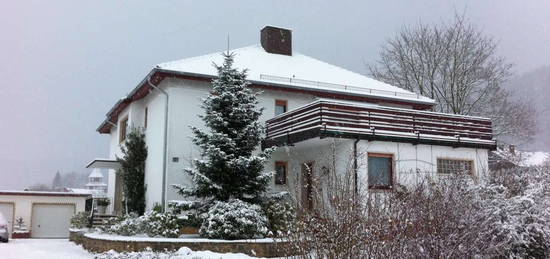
[369,14,536,144]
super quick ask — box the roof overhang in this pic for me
[96,68,436,134]
[86,158,121,170]
[0,190,91,198]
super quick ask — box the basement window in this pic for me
[437,159,473,175]
[119,117,128,143]
[368,153,393,189]
[275,161,287,185]
[275,100,287,116]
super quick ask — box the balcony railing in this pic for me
[263,100,496,149]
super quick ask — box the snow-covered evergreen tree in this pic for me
[51,171,62,189]
[176,53,273,203]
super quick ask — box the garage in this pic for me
[0,203,14,237]
[0,191,89,239]
[31,204,75,238]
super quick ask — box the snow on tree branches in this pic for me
[175,52,273,204]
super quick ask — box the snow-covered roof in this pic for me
[85,183,107,187]
[98,44,436,134]
[158,45,434,104]
[0,190,90,197]
[69,188,106,198]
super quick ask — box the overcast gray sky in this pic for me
[1,0,549,189]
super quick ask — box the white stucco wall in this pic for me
[105,77,491,210]
[268,138,489,203]
[0,193,87,234]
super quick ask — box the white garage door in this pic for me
[31,204,75,238]
[0,203,14,238]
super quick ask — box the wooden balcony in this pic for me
[262,100,496,150]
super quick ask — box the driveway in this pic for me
[0,239,93,259]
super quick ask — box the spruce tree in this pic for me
[52,171,62,190]
[176,53,273,203]
[118,128,147,215]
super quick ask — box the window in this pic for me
[437,159,473,175]
[368,153,393,189]
[144,107,148,129]
[275,161,287,185]
[119,117,128,143]
[275,100,287,116]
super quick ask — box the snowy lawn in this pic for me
[0,239,268,259]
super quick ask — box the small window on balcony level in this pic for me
[275,100,287,116]
[437,159,473,175]
[119,117,128,143]
[275,161,287,185]
[368,153,393,189]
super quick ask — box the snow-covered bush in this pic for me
[285,165,550,258]
[95,246,258,259]
[168,200,207,228]
[200,199,268,240]
[70,211,89,229]
[475,167,550,258]
[141,210,180,238]
[261,192,295,237]
[102,211,181,238]
[103,213,142,236]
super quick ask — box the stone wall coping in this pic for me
[83,232,283,243]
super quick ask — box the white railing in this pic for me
[259,74,421,99]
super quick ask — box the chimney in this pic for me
[261,26,292,56]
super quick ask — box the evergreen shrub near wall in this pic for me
[101,211,181,238]
[118,128,147,215]
[200,199,268,240]
[70,212,90,229]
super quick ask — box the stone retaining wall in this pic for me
[69,230,293,258]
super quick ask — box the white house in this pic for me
[91,26,496,213]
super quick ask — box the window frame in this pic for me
[119,116,128,143]
[436,158,475,176]
[274,99,288,116]
[274,161,288,185]
[367,152,394,190]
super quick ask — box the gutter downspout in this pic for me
[353,138,360,196]
[147,77,169,211]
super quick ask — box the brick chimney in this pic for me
[261,26,292,56]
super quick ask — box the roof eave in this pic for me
[97,67,435,134]
[155,68,436,106]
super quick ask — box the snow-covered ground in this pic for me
[0,239,92,259]
[0,239,265,259]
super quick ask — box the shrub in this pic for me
[476,167,550,258]
[285,166,550,258]
[200,199,268,240]
[168,200,206,228]
[97,198,110,207]
[141,210,180,238]
[102,211,182,238]
[104,213,142,236]
[261,192,295,237]
[70,211,90,229]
